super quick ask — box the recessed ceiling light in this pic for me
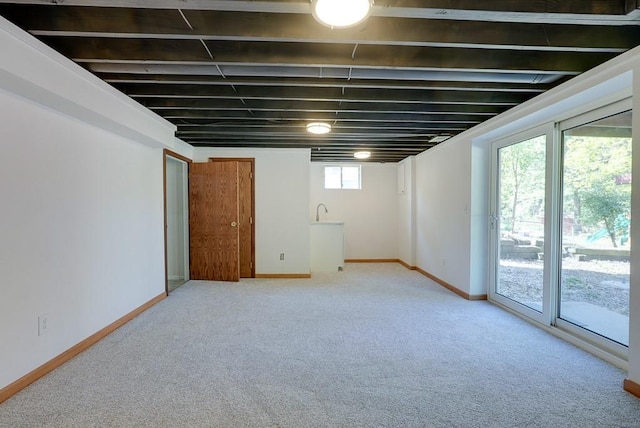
[306,122,332,134]
[312,0,373,29]
[354,151,371,159]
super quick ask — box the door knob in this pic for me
[231,221,237,227]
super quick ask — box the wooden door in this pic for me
[189,162,240,281]
[237,161,254,277]
[210,158,255,278]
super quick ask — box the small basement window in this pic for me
[324,165,361,189]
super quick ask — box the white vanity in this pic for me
[310,221,345,272]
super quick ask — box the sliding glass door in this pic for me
[489,100,631,355]
[490,126,552,323]
[558,109,631,347]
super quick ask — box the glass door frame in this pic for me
[488,98,631,360]
[555,98,631,359]
[488,123,557,326]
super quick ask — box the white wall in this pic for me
[0,91,167,389]
[169,138,195,160]
[397,157,416,266]
[192,148,311,275]
[0,16,172,391]
[310,163,398,259]
[468,142,491,297]
[415,142,472,290]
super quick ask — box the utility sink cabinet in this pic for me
[310,221,345,272]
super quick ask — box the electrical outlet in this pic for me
[38,314,49,336]
[280,253,285,261]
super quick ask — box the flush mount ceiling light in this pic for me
[306,122,332,134]
[312,0,373,29]
[354,151,371,159]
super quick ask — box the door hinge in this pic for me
[250,217,253,224]
[250,172,253,179]
[250,262,253,269]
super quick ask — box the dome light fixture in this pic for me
[354,151,371,159]
[306,122,332,135]
[312,0,373,29]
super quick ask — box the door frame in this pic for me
[163,149,192,295]
[488,99,632,360]
[554,99,632,357]
[488,123,556,325]
[209,157,256,278]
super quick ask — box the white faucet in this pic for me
[316,203,328,221]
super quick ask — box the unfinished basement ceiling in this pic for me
[1,1,640,162]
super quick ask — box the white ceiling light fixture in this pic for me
[306,122,332,134]
[312,0,373,29]
[354,151,371,159]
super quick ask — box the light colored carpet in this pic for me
[168,279,187,293]
[1,263,639,427]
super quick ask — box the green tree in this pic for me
[581,184,630,247]
[563,134,631,246]
[499,136,546,234]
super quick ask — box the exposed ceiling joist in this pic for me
[101,74,551,93]
[2,0,640,25]
[1,0,638,161]
[3,7,638,52]
[43,37,618,74]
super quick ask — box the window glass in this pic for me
[324,166,342,189]
[559,110,631,346]
[342,166,361,189]
[324,165,361,189]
